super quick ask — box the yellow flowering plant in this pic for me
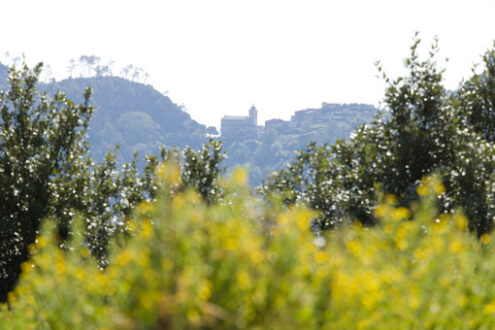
[2,169,495,329]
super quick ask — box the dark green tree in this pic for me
[0,63,159,301]
[182,138,226,204]
[261,142,340,231]
[264,36,495,235]
[0,62,95,300]
[458,43,495,142]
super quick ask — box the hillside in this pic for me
[0,62,214,163]
[0,62,8,91]
[222,103,378,185]
[0,62,377,184]
[42,76,215,162]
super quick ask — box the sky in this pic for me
[1,0,495,128]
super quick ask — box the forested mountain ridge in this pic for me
[42,76,215,162]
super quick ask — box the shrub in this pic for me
[2,168,495,328]
[264,37,495,235]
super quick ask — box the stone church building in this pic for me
[220,105,261,137]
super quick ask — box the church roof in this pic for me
[222,115,248,121]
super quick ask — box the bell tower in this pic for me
[249,105,258,126]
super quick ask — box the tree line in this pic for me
[66,55,150,82]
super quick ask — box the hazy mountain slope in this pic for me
[222,103,378,185]
[0,62,9,91]
[42,76,212,162]
[0,62,378,186]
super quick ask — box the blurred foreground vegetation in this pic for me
[1,35,495,328]
[3,169,495,328]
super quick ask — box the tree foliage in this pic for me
[0,62,92,300]
[0,63,226,301]
[183,139,225,204]
[264,36,495,235]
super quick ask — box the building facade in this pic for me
[221,105,259,137]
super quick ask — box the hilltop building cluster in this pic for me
[220,103,376,138]
[220,105,263,138]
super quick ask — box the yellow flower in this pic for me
[155,163,181,184]
[37,236,47,248]
[220,234,237,250]
[296,209,313,231]
[481,233,490,245]
[409,288,420,309]
[314,251,327,263]
[234,168,248,186]
[413,247,430,261]
[55,258,67,275]
[7,291,16,304]
[384,224,394,234]
[434,181,445,195]
[352,221,363,229]
[95,272,109,287]
[374,205,388,217]
[172,195,185,211]
[199,280,213,300]
[140,218,154,240]
[20,262,33,275]
[116,250,133,267]
[417,184,427,196]
[347,240,361,256]
[392,207,411,221]
[455,215,468,231]
[432,214,448,233]
[137,248,151,267]
[449,240,463,254]
[137,201,152,214]
[74,268,87,281]
[248,249,263,265]
[236,271,251,290]
[385,194,398,205]
[395,238,407,251]
[432,236,444,253]
[484,302,495,314]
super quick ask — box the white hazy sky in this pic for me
[1,0,494,128]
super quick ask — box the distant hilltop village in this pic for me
[221,105,262,137]
[220,103,377,138]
